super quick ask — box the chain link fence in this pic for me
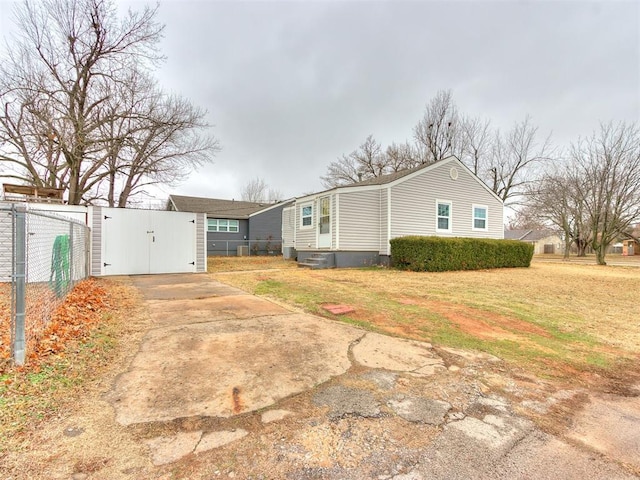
[0,203,90,365]
[208,239,283,256]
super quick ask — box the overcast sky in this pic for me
[1,0,639,203]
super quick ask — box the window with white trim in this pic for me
[301,204,313,228]
[472,205,488,231]
[436,200,452,233]
[208,219,239,233]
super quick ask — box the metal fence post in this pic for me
[85,225,91,278]
[12,206,26,365]
[69,221,74,280]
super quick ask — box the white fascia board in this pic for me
[168,195,179,211]
[248,198,295,217]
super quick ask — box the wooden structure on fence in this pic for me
[2,183,65,203]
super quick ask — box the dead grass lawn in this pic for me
[207,255,297,272]
[211,259,640,386]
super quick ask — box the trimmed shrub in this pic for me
[390,236,534,272]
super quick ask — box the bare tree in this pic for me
[459,115,493,177]
[528,168,591,258]
[101,72,218,207]
[241,177,268,202]
[0,0,218,205]
[321,135,388,187]
[487,116,554,204]
[506,204,547,231]
[574,122,640,264]
[385,141,422,172]
[320,92,554,202]
[267,188,284,203]
[413,89,459,163]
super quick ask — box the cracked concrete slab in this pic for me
[491,431,638,480]
[146,294,291,326]
[387,397,451,425]
[352,332,444,372]
[109,314,363,425]
[109,273,639,477]
[145,431,202,466]
[195,429,248,454]
[312,386,381,419]
[438,346,501,364]
[261,409,294,423]
[566,394,640,470]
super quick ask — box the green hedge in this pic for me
[390,236,534,272]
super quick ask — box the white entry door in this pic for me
[101,208,197,275]
[318,196,331,248]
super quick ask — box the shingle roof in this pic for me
[504,229,530,240]
[504,229,560,242]
[344,163,431,187]
[168,195,267,219]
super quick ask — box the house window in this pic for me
[208,219,239,233]
[436,200,452,233]
[472,205,488,231]
[301,204,313,228]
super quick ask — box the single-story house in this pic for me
[167,195,293,256]
[504,229,564,254]
[282,156,504,268]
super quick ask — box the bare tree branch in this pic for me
[0,0,218,206]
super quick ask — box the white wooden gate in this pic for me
[98,208,200,275]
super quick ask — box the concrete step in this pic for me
[297,252,335,269]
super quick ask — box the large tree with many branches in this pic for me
[0,0,218,205]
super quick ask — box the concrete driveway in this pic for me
[107,273,640,479]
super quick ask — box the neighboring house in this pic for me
[167,194,293,255]
[621,226,640,256]
[504,229,564,255]
[622,239,639,256]
[283,156,504,268]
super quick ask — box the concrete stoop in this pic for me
[297,252,335,269]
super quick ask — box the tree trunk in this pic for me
[595,247,607,265]
[107,170,116,207]
[67,164,82,205]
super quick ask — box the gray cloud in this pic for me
[2,0,638,201]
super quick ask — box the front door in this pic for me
[318,196,331,248]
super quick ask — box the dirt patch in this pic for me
[399,296,551,340]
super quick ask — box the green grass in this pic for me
[0,320,120,451]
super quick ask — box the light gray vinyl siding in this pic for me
[0,207,12,280]
[282,206,295,247]
[91,206,102,276]
[331,195,336,248]
[390,161,503,240]
[338,190,380,251]
[295,199,316,249]
[380,188,389,255]
[196,213,206,272]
